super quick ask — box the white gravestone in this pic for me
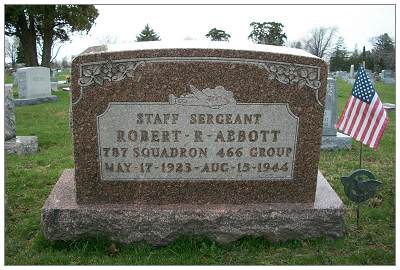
[347,65,356,85]
[17,67,52,98]
[350,65,354,78]
[15,67,58,106]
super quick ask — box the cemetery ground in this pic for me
[5,79,395,265]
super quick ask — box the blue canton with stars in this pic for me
[352,66,376,104]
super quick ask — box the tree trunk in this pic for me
[41,29,53,67]
[41,6,55,67]
[17,11,38,66]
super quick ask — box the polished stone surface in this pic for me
[42,169,345,245]
[70,44,328,204]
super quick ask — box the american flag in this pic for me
[336,65,388,149]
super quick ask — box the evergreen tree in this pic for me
[248,22,287,46]
[329,37,348,71]
[136,24,161,42]
[347,45,361,70]
[371,33,395,71]
[205,28,231,41]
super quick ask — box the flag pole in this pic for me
[356,46,367,228]
[359,46,366,171]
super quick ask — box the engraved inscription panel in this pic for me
[97,88,298,181]
[323,110,331,128]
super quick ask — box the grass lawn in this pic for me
[56,68,71,81]
[5,80,395,265]
[4,73,14,84]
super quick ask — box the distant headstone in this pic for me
[321,78,352,150]
[347,65,356,85]
[364,69,375,86]
[5,84,16,141]
[323,78,337,136]
[15,67,58,106]
[335,71,349,80]
[383,103,395,111]
[15,136,39,155]
[51,82,58,91]
[17,67,51,98]
[350,65,355,78]
[4,84,39,155]
[380,69,395,84]
[42,42,345,245]
[50,68,58,81]
[12,72,18,86]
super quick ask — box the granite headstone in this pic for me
[15,67,58,106]
[5,84,16,141]
[42,42,345,245]
[322,78,337,136]
[321,78,352,150]
[5,84,39,155]
[380,69,395,84]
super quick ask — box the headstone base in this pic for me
[5,138,17,154]
[347,79,355,86]
[321,132,352,150]
[42,169,345,246]
[5,136,38,155]
[15,95,58,106]
[383,78,395,84]
[51,82,58,91]
[383,103,395,111]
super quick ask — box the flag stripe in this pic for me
[370,110,388,148]
[336,96,352,129]
[346,99,363,135]
[365,104,385,146]
[350,102,367,138]
[372,116,389,149]
[338,96,356,131]
[344,98,361,134]
[356,95,379,141]
[353,100,372,140]
[361,98,382,144]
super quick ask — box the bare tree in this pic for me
[303,26,338,58]
[5,36,19,68]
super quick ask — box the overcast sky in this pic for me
[22,4,399,61]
